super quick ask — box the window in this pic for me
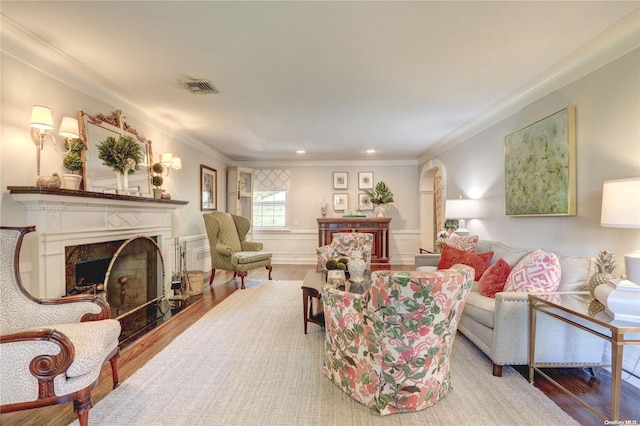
[253,190,287,228]
[253,169,290,229]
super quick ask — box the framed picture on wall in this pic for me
[200,164,217,211]
[333,172,348,189]
[358,172,374,190]
[504,105,576,216]
[333,193,348,211]
[358,193,373,211]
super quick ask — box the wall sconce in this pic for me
[445,196,479,236]
[30,105,79,175]
[160,152,182,177]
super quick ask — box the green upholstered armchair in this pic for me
[0,226,121,426]
[203,212,273,289]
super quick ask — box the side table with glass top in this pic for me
[528,292,640,421]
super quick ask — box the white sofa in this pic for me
[416,240,605,376]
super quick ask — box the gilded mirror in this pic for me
[79,110,152,196]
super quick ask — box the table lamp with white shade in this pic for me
[596,177,640,322]
[445,197,479,236]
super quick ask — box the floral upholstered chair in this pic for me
[322,264,474,415]
[0,226,121,426]
[316,232,374,270]
[203,211,273,289]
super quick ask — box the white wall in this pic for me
[423,48,640,262]
[239,162,420,266]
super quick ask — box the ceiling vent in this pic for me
[181,79,218,94]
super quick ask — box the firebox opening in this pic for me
[71,257,111,295]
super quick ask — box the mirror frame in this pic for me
[79,110,153,196]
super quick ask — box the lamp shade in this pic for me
[600,178,640,228]
[30,105,54,130]
[172,157,182,170]
[161,152,173,166]
[58,117,79,139]
[445,198,479,219]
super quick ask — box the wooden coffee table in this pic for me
[301,269,372,334]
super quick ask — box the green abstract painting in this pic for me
[505,106,576,216]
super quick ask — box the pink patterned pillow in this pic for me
[478,258,512,297]
[503,250,561,293]
[446,234,479,253]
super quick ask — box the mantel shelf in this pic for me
[8,186,188,208]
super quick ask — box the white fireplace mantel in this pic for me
[9,187,188,298]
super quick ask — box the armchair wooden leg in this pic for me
[209,268,216,285]
[73,388,92,426]
[237,271,247,289]
[492,363,503,377]
[266,265,273,280]
[110,349,120,388]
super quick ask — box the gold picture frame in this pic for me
[504,106,576,216]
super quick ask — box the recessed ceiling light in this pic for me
[296,150,306,154]
[366,149,376,154]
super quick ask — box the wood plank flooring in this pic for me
[2,265,638,425]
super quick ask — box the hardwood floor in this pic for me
[2,265,638,425]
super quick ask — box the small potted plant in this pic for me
[151,163,164,199]
[444,218,460,234]
[61,153,84,190]
[364,181,394,217]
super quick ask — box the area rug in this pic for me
[72,280,577,426]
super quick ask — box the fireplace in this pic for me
[8,187,187,305]
[65,236,163,319]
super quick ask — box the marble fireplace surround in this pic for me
[8,187,187,299]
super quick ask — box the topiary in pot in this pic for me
[152,175,164,188]
[63,154,83,173]
[61,153,84,190]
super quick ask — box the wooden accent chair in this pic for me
[316,232,374,270]
[321,265,474,415]
[203,212,272,289]
[0,226,121,426]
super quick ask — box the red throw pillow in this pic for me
[478,258,512,297]
[437,244,493,281]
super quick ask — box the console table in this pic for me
[317,217,391,270]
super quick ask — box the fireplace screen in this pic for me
[66,236,164,319]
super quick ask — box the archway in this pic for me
[418,159,447,251]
